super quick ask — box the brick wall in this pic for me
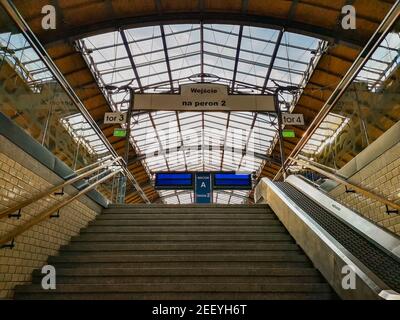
[0,136,102,299]
[329,142,400,236]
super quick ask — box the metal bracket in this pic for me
[50,210,60,219]
[54,188,64,196]
[345,186,356,193]
[1,239,15,249]
[385,205,398,215]
[8,208,21,219]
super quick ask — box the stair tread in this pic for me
[32,267,320,276]
[15,292,335,300]
[17,283,332,293]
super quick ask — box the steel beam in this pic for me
[231,25,244,93]
[120,30,143,91]
[262,29,284,94]
[128,144,282,166]
[160,25,174,91]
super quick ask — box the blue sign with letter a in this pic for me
[195,173,212,204]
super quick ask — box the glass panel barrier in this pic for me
[294,20,400,235]
[0,5,118,203]
[299,20,400,169]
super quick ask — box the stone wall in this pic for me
[329,141,400,236]
[0,136,102,299]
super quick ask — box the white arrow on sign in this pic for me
[104,112,127,124]
[282,113,305,126]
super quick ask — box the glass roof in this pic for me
[79,24,322,204]
[0,32,54,91]
[356,29,400,92]
[61,114,110,159]
[302,113,350,155]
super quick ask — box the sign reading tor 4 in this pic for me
[282,113,305,126]
[134,83,275,112]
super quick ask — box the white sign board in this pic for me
[104,112,127,124]
[282,113,305,126]
[134,83,275,112]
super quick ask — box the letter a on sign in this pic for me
[201,182,206,188]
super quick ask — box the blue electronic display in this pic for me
[155,173,193,189]
[155,172,252,191]
[213,173,252,190]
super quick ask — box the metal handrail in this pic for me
[0,169,122,247]
[288,157,400,211]
[73,154,113,175]
[0,156,122,220]
[296,154,349,179]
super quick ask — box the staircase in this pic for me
[15,204,336,300]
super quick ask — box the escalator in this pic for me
[256,175,400,300]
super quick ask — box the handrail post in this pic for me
[117,88,134,204]
[274,92,286,180]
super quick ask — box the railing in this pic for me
[0,163,122,248]
[288,157,400,212]
[0,156,121,220]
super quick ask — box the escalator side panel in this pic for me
[275,182,400,294]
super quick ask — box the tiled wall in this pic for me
[329,143,400,236]
[0,136,102,299]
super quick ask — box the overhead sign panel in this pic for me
[195,173,212,204]
[282,113,305,126]
[104,112,127,124]
[134,83,275,112]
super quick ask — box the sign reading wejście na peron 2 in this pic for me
[134,83,275,112]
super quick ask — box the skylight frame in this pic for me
[79,23,323,204]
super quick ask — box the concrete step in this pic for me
[32,267,321,277]
[59,243,300,252]
[108,204,269,208]
[15,291,336,300]
[71,233,293,242]
[15,283,333,294]
[88,219,282,226]
[50,261,312,269]
[102,208,272,215]
[105,204,269,210]
[97,213,276,220]
[80,226,286,233]
[50,252,308,263]
[32,275,325,285]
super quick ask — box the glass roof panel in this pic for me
[80,23,324,203]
